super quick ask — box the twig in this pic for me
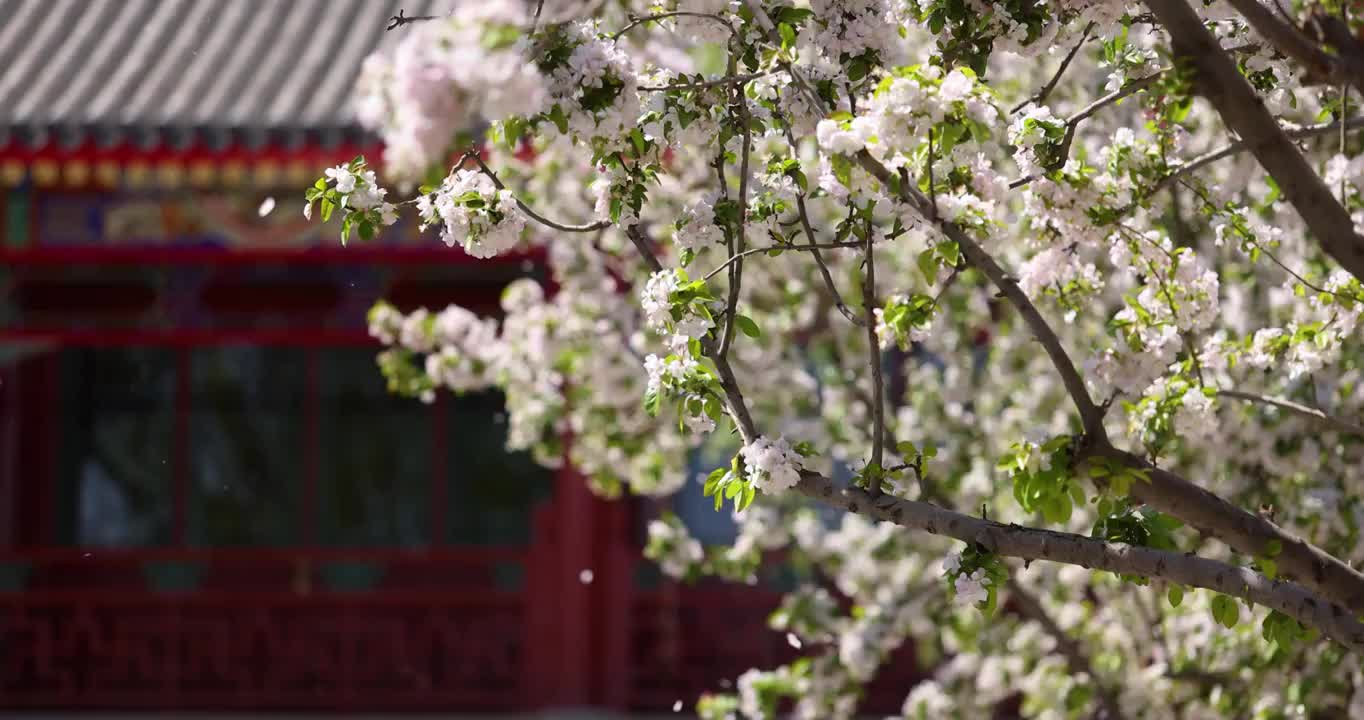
[1218,389,1364,436]
[1011,23,1095,114]
[1150,116,1364,195]
[457,150,612,233]
[1145,0,1364,280]
[701,241,863,281]
[386,9,439,31]
[768,110,868,328]
[1009,70,1168,189]
[640,71,769,92]
[612,11,735,40]
[1177,180,1363,305]
[529,0,546,35]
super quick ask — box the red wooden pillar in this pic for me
[553,461,595,707]
[523,458,636,710]
[599,495,634,710]
[0,359,17,545]
[172,348,191,546]
[13,351,59,546]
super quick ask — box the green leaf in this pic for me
[917,248,938,283]
[547,104,569,134]
[896,441,918,457]
[1211,594,1239,629]
[734,314,761,338]
[778,22,796,49]
[937,240,960,268]
[830,154,853,186]
[739,483,756,511]
[1167,585,1183,608]
[1264,539,1283,558]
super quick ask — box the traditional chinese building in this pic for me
[0,1,920,713]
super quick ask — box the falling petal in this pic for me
[258,196,276,217]
[579,569,594,584]
[786,632,802,649]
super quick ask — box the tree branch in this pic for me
[626,224,664,273]
[774,112,868,328]
[639,71,768,92]
[855,151,1109,439]
[1143,0,1364,280]
[1101,445,1364,616]
[794,471,1364,651]
[1150,115,1364,194]
[1224,0,1364,95]
[863,218,886,495]
[702,241,863,281]
[1007,579,1128,720]
[386,9,439,31]
[460,151,612,233]
[612,11,735,40]
[1011,23,1095,114]
[717,49,754,361]
[1010,70,1168,190]
[854,143,1364,617]
[1218,389,1364,436]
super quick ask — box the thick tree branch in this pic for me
[1144,0,1364,280]
[717,53,754,361]
[853,145,1364,618]
[863,220,887,495]
[1224,0,1364,95]
[1218,389,1364,436]
[794,471,1364,651]
[1100,445,1364,616]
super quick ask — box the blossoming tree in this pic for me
[305,0,1364,716]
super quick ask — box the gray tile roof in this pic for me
[0,0,450,149]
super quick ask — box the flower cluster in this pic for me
[416,168,527,258]
[304,158,399,244]
[352,1,547,180]
[740,435,805,493]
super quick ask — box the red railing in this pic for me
[0,549,532,711]
[626,584,924,714]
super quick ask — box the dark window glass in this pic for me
[54,347,176,546]
[316,347,432,547]
[445,391,553,545]
[186,346,304,546]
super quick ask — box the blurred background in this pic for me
[0,1,930,716]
